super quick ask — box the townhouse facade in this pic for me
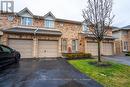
[113,25,130,54]
[0,8,115,58]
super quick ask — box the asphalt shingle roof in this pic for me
[122,25,130,29]
[2,27,62,36]
[83,33,115,40]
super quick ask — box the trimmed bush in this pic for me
[62,53,92,59]
[125,52,130,56]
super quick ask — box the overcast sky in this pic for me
[12,0,130,27]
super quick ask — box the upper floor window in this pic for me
[21,17,33,26]
[72,39,78,53]
[44,20,54,28]
[122,31,128,35]
[82,23,89,32]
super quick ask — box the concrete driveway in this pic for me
[0,58,102,87]
[103,56,130,66]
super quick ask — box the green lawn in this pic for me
[68,59,130,87]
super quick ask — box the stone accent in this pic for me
[33,36,38,58]
[78,33,85,53]
[1,33,8,45]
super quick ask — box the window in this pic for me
[0,46,11,53]
[45,20,54,28]
[72,40,78,52]
[62,39,67,52]
[82,23,89,32]
[21,17,33,26]
[122,31,128,35]
[123,41,128,51]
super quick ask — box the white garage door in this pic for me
[102,43,113,55]
[85,42,98,56]
[38,41,58,58]
[9,39,33,58]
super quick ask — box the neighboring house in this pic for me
[0,8,115,58]
[113,25,130,54]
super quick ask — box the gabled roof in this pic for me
[56,18,81,24]
[17,7,33,16]
[2,27,62,36]
[112,25,130,32]
[2,7,82,24]
[122,25,130,29]
[83,33,115,40]
[43,11,55,19]
[111,26,119,29]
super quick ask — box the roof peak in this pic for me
[122,25,130,29]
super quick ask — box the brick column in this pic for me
[128,31,130,51]
[113,41,116,55]
[1,34,8,45]
[84,39,87,53]
[58,38,62,57]
[33,36,38,58]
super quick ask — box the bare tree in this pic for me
[83,0,114,62]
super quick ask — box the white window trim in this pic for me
[82,23,89,32]
[123,41,128,51]
[72,39,78,53]
[21,17,33,26]
[44,19,54,28]
[61,39,67,53]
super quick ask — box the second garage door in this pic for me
[102,43,113,55]
[38,41,58,58]
[85,42,98,56]
[9,39,33,58]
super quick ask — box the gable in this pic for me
[20,11,33,17]
[45,15,54,20]
[44,12,55,20]
[18,8,33,18]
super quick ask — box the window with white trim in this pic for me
[123,41,128,51]
[82,23,89,32]
[72,39,78,52]
[44,20,54,28]
[21,17,33,26]
[61,39,67,52]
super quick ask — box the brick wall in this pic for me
[0,13,113,54]
[128,31,130,51]
[55,21,82,52]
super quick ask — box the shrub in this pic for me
[62,53,92,59]
[125,52,130,56]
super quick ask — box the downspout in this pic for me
[34,27,39,35]
[33,27,39,58]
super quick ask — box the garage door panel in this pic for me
[9,39,33,58]
[102,43,113,55]
[86,42,113,56]
[85,42,98,56]
[38,41,58,58]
